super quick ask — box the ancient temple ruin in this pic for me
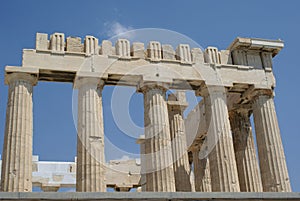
[0,32,297,200]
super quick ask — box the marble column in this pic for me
[192,147,211,192]
[252,94,291,192]
[139,84,176,192]
[202,87,240,192]
[75,77,106,192]
[189,165,196,192]
[1,73,37,192]
[167,92,192,192]
[136,135,146,191]
[229,109,263,192]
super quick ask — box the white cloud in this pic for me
[103,21,134,39]
[113,155,140,163]
[119,155,131,161]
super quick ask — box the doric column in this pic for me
[75,76,106,192]
[192,147,211,192]
[136,135,146,191]
[1,72,37,192]
[138,83,176,192]
[252,94,291,192]
[202,87,240,192]
[189,164,196,192]
[167,92,191,192]
[229,108,263,192]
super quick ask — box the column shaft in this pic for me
[1,74,35,192]
[76,78,106,192]
[203,89,240,192]
[143,87,176,192]
[193,148,211,192]
[168,108,191,191]
[189,164,196,192]
[229,109,263,192]
[139,139,146,191]
[253,95,291,192]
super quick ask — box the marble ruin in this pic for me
[0,156,141,192]
[0,32,292,196]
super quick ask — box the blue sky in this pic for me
[0,0,299,191]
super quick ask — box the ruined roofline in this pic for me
[35,32,283,64]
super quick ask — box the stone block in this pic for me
[116,39,130,57]
[191,48,204,63]
[111,46,116,55]
[84,35,99,55]
[66,37,83,53]
[246,50,263,69]
[100,40,112,56]
[36,33,48,51]
[205,47,220,64]
[147,41,162,60]
[162,44,175,60]
[220,50,232,64]
[261,52,273,69]
[131,42,145,58]
[176,44,192,63]
[231,49,247,65]
[50,32,65,52]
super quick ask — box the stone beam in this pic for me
[19,51,276,90]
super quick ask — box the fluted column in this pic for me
[252,94,291,192]
[192,147,211,192]
[229,109,263,192]
[75,76,106,192]
[139,84,176,192]
[1,72,37,192]
[136,135,146,191]
[189,164,196,192]
[168,92,191,192]
[202,87,240,192]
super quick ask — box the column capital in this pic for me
[73,72,104,89]
[5,67,38,86]
[167,91,188,112]
[196,85,227,97]
[136,81,170,94]
[251,89,274,101]
[229,106,251,117]
[190,144,201,153]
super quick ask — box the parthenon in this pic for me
[0,32,296,200]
